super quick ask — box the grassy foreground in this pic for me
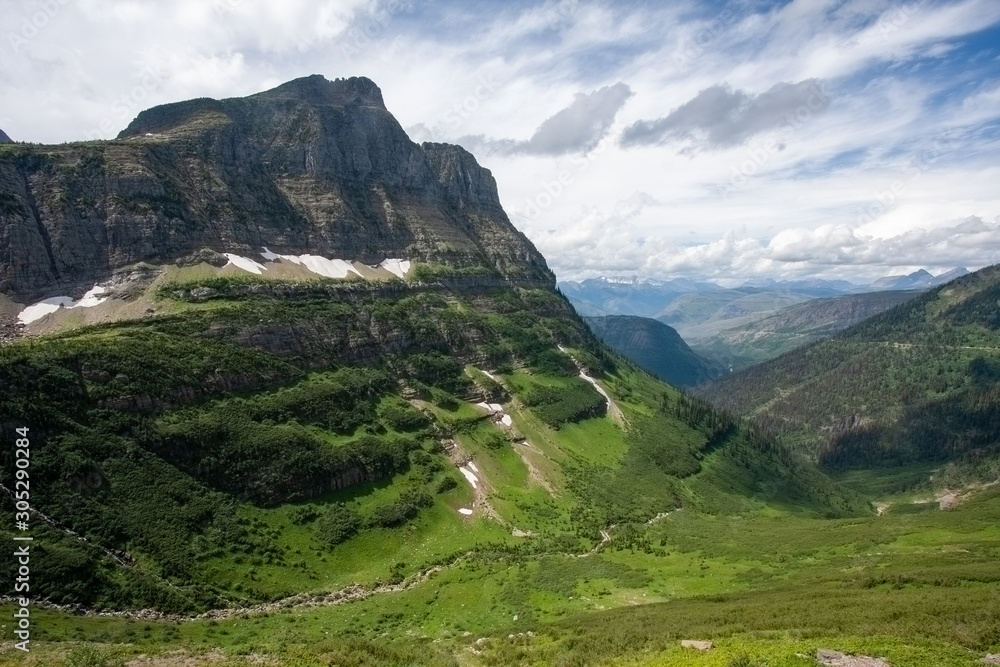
[3,485,997,666]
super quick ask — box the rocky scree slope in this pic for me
[0,75,552,303]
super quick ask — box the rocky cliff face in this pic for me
[0,75,553,302]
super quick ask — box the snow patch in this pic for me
[259,248,361,278]
[379,258,411,279]
[468,462,479,474]
[481,370,500,382]
[73,285,108,308]
[459,466,479,489]
[17,297,73,324]
[224,254,267,275]
[18,284,110,325]
[499,414,513,428]
[458,508,474,516]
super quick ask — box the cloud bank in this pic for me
[458,82,633,156]
[621,79,830,150]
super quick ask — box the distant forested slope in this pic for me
[699,264,1000,470]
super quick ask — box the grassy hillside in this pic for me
[0,271,996,666]
[5,481,999,666]
[699,264,1000,471]
[0,271,864,622]
[584,315,723,387]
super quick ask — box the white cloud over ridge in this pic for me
[457,82,633,156]
[621,79,830,150]
[532,213,1000,283]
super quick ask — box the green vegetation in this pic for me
[1,269,996,666]
[700,264,1000,470]
[585,315,723,386]
[522,376,608,428]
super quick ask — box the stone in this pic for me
[680,640,713,651]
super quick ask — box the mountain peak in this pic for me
[2,77,554,302]
[0,128,11,143]
[118,75,387,139]
[253,75,386,110]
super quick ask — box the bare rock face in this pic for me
[0,75,554,302]
[816,649,891,667]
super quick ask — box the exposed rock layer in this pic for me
[0,75,553,302]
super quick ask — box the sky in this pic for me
[2,0,999,284]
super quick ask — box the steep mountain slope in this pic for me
[585,315,723,387]
[0,75,551,305]
[691,290,921,370]
[0,128,11,144]
[0,77,866,619]
[699,264,1000,469]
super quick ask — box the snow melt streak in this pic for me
[224,254,267,275]
[460,467,479,489]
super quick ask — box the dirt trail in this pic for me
[512,440,556,495]
[557,345,627,427]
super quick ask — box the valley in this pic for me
[0,76,997,667]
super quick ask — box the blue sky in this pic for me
[2,0,999,282]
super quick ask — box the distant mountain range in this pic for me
[869,267,968,290]
[584,315,723,387]
[560,268,969,368]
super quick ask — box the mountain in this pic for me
[739,277,863,291]
[699,263,1000,469]
[0,75,551,304]
[689,290,922,370]
[932,266,970,284]
[0,128,11,143]
[869,267,968,291]
[584,315,723,387]
[0,76,865,624]
[559,276,724,318]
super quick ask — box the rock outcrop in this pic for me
[0,75,553,302]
